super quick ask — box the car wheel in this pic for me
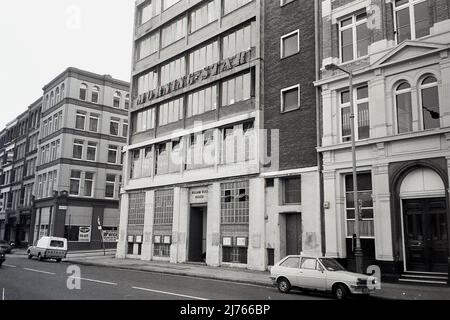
[334,284,349,300]
[37,253,43,261]
[277,278,291,294]
[27,252,32,259]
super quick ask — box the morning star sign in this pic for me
[136,48,253,106]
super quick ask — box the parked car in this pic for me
[270,254,378,299]
[0,240,14,254]
[0,248,5,267]
[27,237,67,262]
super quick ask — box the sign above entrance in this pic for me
[190,187,209,204]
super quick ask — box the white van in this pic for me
[27,237,68,262]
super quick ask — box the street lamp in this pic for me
[325,63,364,274]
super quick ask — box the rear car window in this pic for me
[280,257,300,268]
[50,240,64,248]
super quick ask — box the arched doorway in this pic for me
[400,167,449,273]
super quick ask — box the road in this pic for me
[0,254,330,300]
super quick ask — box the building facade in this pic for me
[316,0,450,281]
[0,100,41,246]
[117,0,320,271]
[30,68,130,251]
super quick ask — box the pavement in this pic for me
[8,249,450,300]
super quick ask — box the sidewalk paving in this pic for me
[64,255,450,300]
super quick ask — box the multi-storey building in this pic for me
[117,0,320,271]
[316,0,450,283]
[30,68,130,251]
[0,100,41,245]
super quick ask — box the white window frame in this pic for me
[280,29,300,59]
[108,145,118,164]
[393,0,429,44]
[86,142,97,162]
[69,170,81,196]
[83,172,95,197]
[338,11,368,63]
[339,85,370,142]
[419,75,440,131]
[89,115,99,132]
[110,119,120,136]
[280,84,301,113]
[105,174,116,199]
[72,139,84,160]
[75,112,86,130]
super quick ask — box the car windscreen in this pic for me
[50,240,65,248]
[319,258,346,271]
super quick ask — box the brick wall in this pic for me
[264,0,318,171]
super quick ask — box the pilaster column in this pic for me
[141,190,154,261]
[248,178,266,271]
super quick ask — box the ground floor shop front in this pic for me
[117,168,321,271]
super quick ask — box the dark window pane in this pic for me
[396,8,411,43]
[284,177,301,204]
[341,106,351,139]
[396,91,413,133]
[422,86,440,129]
[356,23,369,57]
[283,88,299,112]
[282,33,298,57]
[357,102,370,139]
[414,2,430,38]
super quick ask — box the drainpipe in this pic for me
[315,0,326,258]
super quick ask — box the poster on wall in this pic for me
[78,226,92,242]
[102,230,118,243]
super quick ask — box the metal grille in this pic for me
[153,243,170,257]
[222,247,248,264]
[220,181,249,224]
[128,192,146,225]
[154,189,174,225]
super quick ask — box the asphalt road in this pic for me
[0,254,330,301]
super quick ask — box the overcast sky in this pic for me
[0,0,134,129]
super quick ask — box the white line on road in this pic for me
[74,277,117,286]
[132,286,208,300]
[2,264,17,268]
[2,288,4,301]
[23,268,56,275]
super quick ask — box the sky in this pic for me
[0,0,134,129]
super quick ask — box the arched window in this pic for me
[55,87,60,103]
[92,86,100,103]
[79,83,88,101]
[61,84,65,100]
[45,94,50,110]
[420,75,440,130]
[113,91,122,108]
[395,81,412,133]
[125,94,130,110]
[50,92,55,107]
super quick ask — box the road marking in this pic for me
[74,277,117,286]
[23,268,56,275]
[2,288,4,301]
[132,286,208,300]
[3,264,17,268]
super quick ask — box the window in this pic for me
[105,174,116,198]
[222,246,248,264]
[300,258,317,270]
[137,70,158,96]
[142,146,153,177]
[340,85,370,142]
[187,85,217,117]
[169,139,182,173]
[394,0,430,43]
[87,142,97,161]
[160,56,186,86]
[339,11,369,63]
[158,97,184,126]
[79,83,88,101]
[125,94,130,110]
[188,41,219,74]
[345,172,374,238]
[281,30,299,58]
[155,143,169,175]
[221,73,251,107]
[186,130,216,170]
[89,114,99,132]
[131,149,142,179]
[139,0,160,25]
[281,0,296,6]
[283,176,301,204]
[110,119,120,136]
[161,17,186,48]
[123,120,129,137]
[223,0,252,15]
[70,170,81,196]
[222,24,253,59]
[75,111,86,130]
[280,257,300,268]
[108,145,118,164]
[190,0,219,33]
[221,181,249,224]
[72,139,84,159]
[154,189,174,225]
[128,193,146,225]
[222,122,255,164]
[281,85,300,112]
[395,81,413,133]
[55,87,60,103]
[138,32,160,60]
[92,86,100,103]
[61,84,65,99]
[133,108,155,133]
[154,243,171,257]
[84,172,94,197]
[113,92,121,108]
[420,76,440,130]
[50,92,55,107]
[163,0,181,10]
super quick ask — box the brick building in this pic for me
[316,0,450,284]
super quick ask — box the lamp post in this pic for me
[325,63,364,274]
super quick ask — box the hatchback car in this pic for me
[270,254,378,299]
[0,240,14,254]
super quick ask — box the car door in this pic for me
[298,257,327,290]
[277,257,302,287]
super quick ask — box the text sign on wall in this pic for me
[190,187,209,204]
[79,226,92,242]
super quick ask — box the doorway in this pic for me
[189,206,207,262]
[403,198,449,273]
[285,213,302,256]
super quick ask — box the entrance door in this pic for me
[286,213,302,256]
[403,198,449,273]
[189,206,207,262]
